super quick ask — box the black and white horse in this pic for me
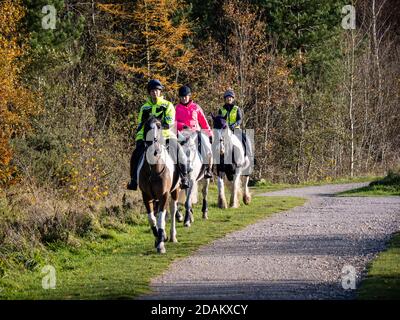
[137,116,181,252]
[212,115,252,208]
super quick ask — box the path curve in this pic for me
[138,183,400,300]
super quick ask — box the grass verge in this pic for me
[340,171,400,299]
[338,171,400,196]
[252,175,377,193]
[357,232,400,299]
[0,188,305,299]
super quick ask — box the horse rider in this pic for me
[218,89,250,157]
[218,89,243,131]
[175,85,213,179]
[127,79,190,191]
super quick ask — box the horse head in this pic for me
[179,129,199,165]
[143,115,164,161]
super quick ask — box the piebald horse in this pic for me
[138,116,180,253]
[212,114,252,208]
[177,130,211,227]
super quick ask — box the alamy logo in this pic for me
[342,5,356,30]
[341,265,356,290]
[41,265,56,290]
[42,5,57,30]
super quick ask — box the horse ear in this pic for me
[142,112,150,123]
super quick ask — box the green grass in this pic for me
[0,187,305,299]
[338,171,400,196]
[339,185,400,196]
[253,175,377,193]
[358,233,400,299]
[340,171,400,299]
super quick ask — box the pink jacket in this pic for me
[175,101,213,137]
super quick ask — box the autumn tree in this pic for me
[190,0,294,179]
[0,0,40,187]
[98,0,193,93]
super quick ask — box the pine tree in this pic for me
[22,0,85,86]
[258,0,346,77]
[0,0,40,187]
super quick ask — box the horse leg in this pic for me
[176,207,183,222]
[202,178,210,219]
[176,190,185,222]
[242,175,251,205]
[217,175,228,209]
[169,189,179,242]
[184,180,193,227]
[156,193,169,254]
[229,173,241,208]
[154,200,160,219]
[143,193,158,246]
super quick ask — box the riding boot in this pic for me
[179,163,190,189]
[127,141,145,190]
[127,156,139,191]
[127,178,138,190]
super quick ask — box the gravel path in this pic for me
[138,183,400,300]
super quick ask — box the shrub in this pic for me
[370,170,400,187]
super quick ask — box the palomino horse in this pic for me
[211,114,252,208]
[177,130,211,227]
[137,116,181,253]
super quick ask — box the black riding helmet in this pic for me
[178,85,191,97]
[147,79,164,92]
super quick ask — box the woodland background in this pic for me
[0,0,399,266]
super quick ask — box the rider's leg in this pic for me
[127,140,145,190]
[168,138,189,189]
[242,131,248,157]
[176,142,190,189]
[201,134,213,178]
[242,130,254,159]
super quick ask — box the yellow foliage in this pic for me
[0,0,41,187]
[98,0,194,91]
[58,138,109,203]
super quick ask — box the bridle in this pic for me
[143,118,167,177]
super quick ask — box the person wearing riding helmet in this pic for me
[218,89,251,158]
[218,89,243,131]
[127,79,190,190]
[175,85,213,178]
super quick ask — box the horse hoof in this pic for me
[157,247,166,254]
[176,211,183,222]
[170,237,178,243]
[219,203,227,209]
[243,195,251,205]
[184,221,191,227]
[157,243,166,254]
[202,212,208,220]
